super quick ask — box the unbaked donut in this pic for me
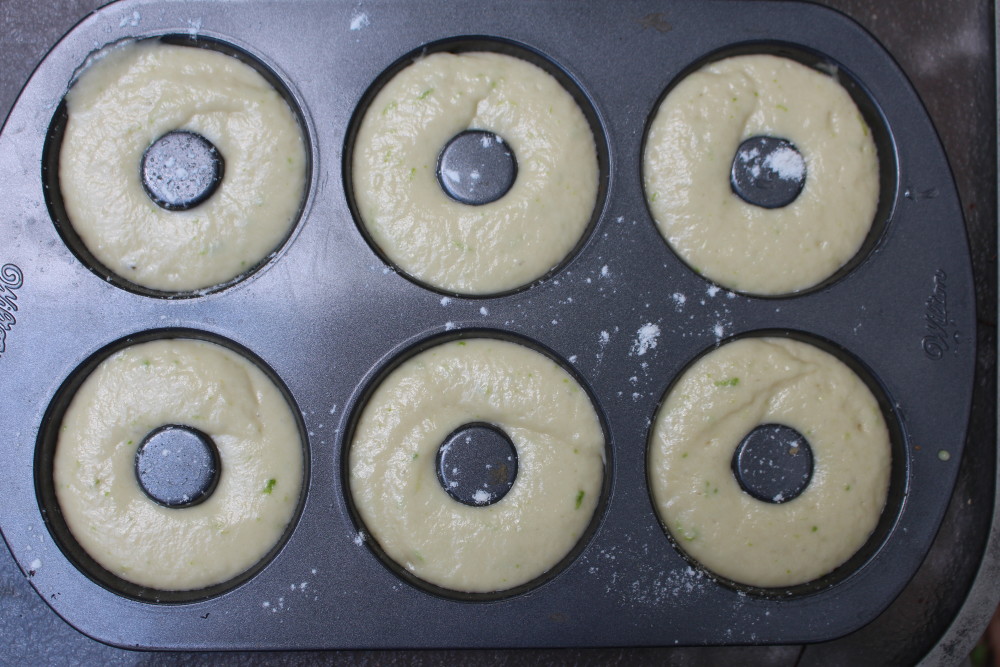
[348,337,605,593]
[53,338,304,591]
[643,54,879,295]
[648,337,891,588]
[59,40,307,292]
[352,51,599,295]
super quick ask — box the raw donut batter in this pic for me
[54,338,304,591]
[352,51,599,295]
[59,40,307,292]
[349,337,605,593]
[648,337,891,588]
[643,54,879,295]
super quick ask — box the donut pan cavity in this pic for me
[0,0,974,650]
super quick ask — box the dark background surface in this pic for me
[0,0,994,664]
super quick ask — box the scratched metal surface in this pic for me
[0,0,993,664]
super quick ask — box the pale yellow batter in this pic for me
[54,339,304,591]
[643,54,879,295]
[352,51,599,295]
[349,338,605,593]
[59,41,307,292]
[648,337,891,588]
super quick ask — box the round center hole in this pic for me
[141,130,225,211]
[437,129,517,205]
[730,135,806,209]
[135,424,221,508]
[436,422,518,506]
[732,423,814,503]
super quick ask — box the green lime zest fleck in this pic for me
[411,452,419,461]
[262,478,277,495]
[811,525,818,532]
[418,88,434,99]
[776,103,789,112]
[456,341,467,346]
[714,377,740,387]
[845,484,852,491]
[676,524,698,541]
[938,449,951,461]
[575,490,585,509]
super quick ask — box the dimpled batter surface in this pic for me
[349,338,605,593]
[648,337,891,588]
[54,339,303,591]
[352,52,599,295]
[643,54,879,295]
[59,41,307,292]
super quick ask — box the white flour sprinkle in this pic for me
[440,296,452,306]
[598,331,610,346]
[353,531,366,546]
[350,13,370,30]
[119,10,141,27]
[632,323,661,356]
[444,321,456,331]
[472,489,491,504]
[764,146,806,181]
[707,285,720,297]
[479,306,489,316]
[671,292,686,307]
[600,265,610,278]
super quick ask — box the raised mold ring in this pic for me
[341,327,613,601]
[34,328,310,604]
[342,36,611,299]
[640,41,898,300]
[644,329,907,598]
[41,34,314,299]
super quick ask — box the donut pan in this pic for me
[0,0,975,650]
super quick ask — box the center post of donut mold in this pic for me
[435,422,518,506]
[436,129,518,206]
[730,135,807,209]
[141,130,225,212]
[732,423,814,503]
[135,424,221,508]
